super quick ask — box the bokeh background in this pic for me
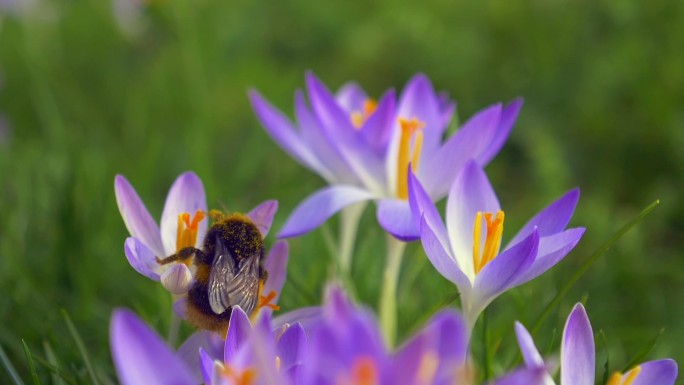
[1,0,683,383]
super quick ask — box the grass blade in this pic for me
[0,344,26,385]
[43,341,66,385]
[61,310,100,385]
[530,200,660,335]
[623,328,664,370]
[21,341,41,385]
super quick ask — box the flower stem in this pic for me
[378,234,406,347]
[167,311,181,347]
[338,202,367,275]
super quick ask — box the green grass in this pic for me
[1,0,683,383]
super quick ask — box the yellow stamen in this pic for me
[275,356,281,371]
[219,364,257,385]
[605,365,641,385]
[416,351,439,385]
[351,357,378,385]
[472,210,505,274]
[350,99,377,129]
[396,118,425,200]
[175,210,205,253]
[251,280,280,320]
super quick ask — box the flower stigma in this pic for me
[396,118,425,200]
[350,99,377,129]
[416,351,439,385]
[350,356,379,385]
[472,211,505,274]
[252,280,280,320]
[218,363,257,385]
[176,210,206,256]
[606,365,641,385]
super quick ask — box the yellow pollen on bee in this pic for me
[416,351,439,385]
[472,210,505,274]
[350,99,378,129]
[176,210,205,255]
[351,356,379,385]
[606,366,641,385]
[396,117,425,200]
[219,364,257,385]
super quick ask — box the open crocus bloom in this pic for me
[515,303,678,385]
[409,160,585,329]
[250,72,522,240]
[114,172,278,294]
[299,285,547,385]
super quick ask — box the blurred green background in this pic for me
[1,0,683,383]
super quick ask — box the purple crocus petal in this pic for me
[324,284,355,321]
[420,217,472,293]
[177,331,224,383]
[264,241,288,308]
[278,185,375,238]
[110,309,196,385]
[377,198,419,241]
[294,90,354,184]
[276,323,307,371]
[246,200,278,238]
[115,175,165,257]
[306,72,356,134]
[198,348,215,385]
[420,104,502,199]
[335,82,367,112]
[249,90,329,177]
[408,169,449,247]
[160,172,208,255]
[561,303,595,385]
[474,229,539,302]
[514,322,545,368]
[437,91,456,129]
[478,98,523,165]
[446,161,501,277]
[224,306,252,363]
[272,307,322,332]
[124,237,161,281]
[510,228,585,287]
[360,89,396,152]
[632,359,678,385]
[508,189,580,247]
[488,367,548,385]
[396,73,442,153]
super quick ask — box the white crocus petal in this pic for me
[161,264,194,294]
[160,172,208,255]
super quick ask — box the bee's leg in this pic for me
[156,247,203,265]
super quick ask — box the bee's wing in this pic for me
[208,241,260,315]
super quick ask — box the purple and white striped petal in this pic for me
[278,185,375,238]
[632,359,678,385]
[115,175,164,257]
[224,306,252,363]
[446,161,501,278]
[478,98,523,165]
[160,172,208,255]
[510,228,585,287]
[420,217,472,294]
[178,331,224,384]
[198,348,215,385]
[396,73,443,154]
[514,322,545,368]
[123,237,161,281]
[247,200,278,238]
[377,198,419,241]
[408,169,449,248]
[420,103,502,198]
[276,323,307,372]
[249,90,329,177]
[360,89,396,152]
[561,303,595,385]
[335,82,367,113]
[263,241,288,312]
[508,189,580,247]
[110,309,196,385]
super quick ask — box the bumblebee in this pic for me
[157,211,267,334]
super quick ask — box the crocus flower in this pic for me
[250,72,522,241]
[110,309,197,385]
[515,303,678,385]
[198,306,306,385]
[299,285,547,385]
[115,172,284,319]
[409,160,585,330]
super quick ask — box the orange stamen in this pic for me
[175,210,205,253]
[350,99,377,129]
[258,290,280,311]
[396,118,425,200]
[352,357,379,385]
[219,364,256,385]
[472,211,505,274]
